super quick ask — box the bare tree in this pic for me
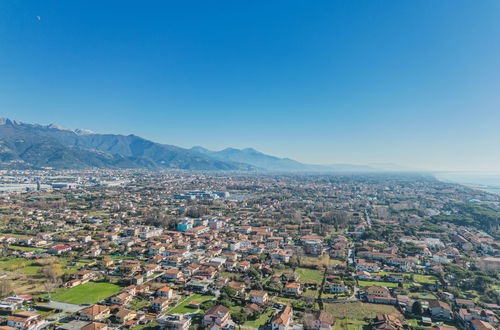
[0,280,12,297]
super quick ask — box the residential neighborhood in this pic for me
[0,170,498,330]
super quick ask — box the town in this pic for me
[0,170,498,330]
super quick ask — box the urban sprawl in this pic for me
[0,170,498,330]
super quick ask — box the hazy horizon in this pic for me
[1,1,500,172]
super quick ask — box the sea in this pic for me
[434,172,500,195]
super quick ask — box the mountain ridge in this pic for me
[0,118,411,172]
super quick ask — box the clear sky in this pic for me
[1,1,499,171]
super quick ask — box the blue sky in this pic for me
[1,1,500,171]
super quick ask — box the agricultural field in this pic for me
[333,318,369,330]
[0,257,84,295]
[408,292,437,300]
[357,280,399,288]
[50,282,123,304]
[373,272,438,284]
[296,267,324,284]
[301,256,345,268]
[0,257,31,271]
[324,302,403,320]
[8,245,45,252]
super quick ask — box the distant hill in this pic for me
[0,118,254,170]
[191,146,309,171]
[0,118,411,172]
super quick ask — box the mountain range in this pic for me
[0,118,408,172]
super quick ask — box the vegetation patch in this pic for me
[50,282,122,304]
[296,268,324,284]
[167,294,214,314]
[324,302,403,320]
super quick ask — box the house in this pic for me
[163,269,183,280]
[470,320,496,330]
[356,271,372,280]
[309,310,335,329]
[227,281,246,295]
[271,305,293,330]
[7,312,43,330]
[157,286,174,299]
[102,258,114,267]
[48,244,72,255]
[78,305,111,321]
[158,314,191,330]
[284,283,302,295]
[115,309,136,324]
[110,293,132,306]
[356,259,380,272]
[372,314,403,330]
[151,298,170,312]
[202,305,231,327]
[455,298,475,308]
[249,290,268,305]
[429,300,452,320]
[366,295,398,305]
[366,286,390,298]
[329,281,348,294]
[81,322,107,330]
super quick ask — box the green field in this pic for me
[358,280,399,288]
[9,245,44,252]
[412,274,438,284]
[406,318,458,329]
[324,302,403,320]
[409,292,437,300]
[0,258,31,271]
[51,282,122,304]
[244,309,274,328]
[296,268,324,284]
[333,318,369,330]
[373,272,438,285]
[20,265,42,275]
[167,294,214,314]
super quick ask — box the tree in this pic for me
[43,279,61,293]
[221,286,237,298]
[0,280,12,297]
[412,301,422,315]
[42,263,63,283]
[232,312,248,327]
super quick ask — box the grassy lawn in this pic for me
[324,302,403,320]
[129,298,150,311]
[244,309,274,328]
[296,268,324,284]
[412,274,438,284]
[373,272,438,285]
[131,322,158,330]
[357,280,399,288]
[273,297,297,304]
[333,318,369,330]
[0,258,31,271]
[301,256,345,268]
[20,265,42,275]
[9,245,44,252]
[406,318,458,329]
[302,287,320,298]
[167,294,214,314]
[51,282,122,304]
[408,292,437,300]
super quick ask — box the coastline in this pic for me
[433,172,500,196]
